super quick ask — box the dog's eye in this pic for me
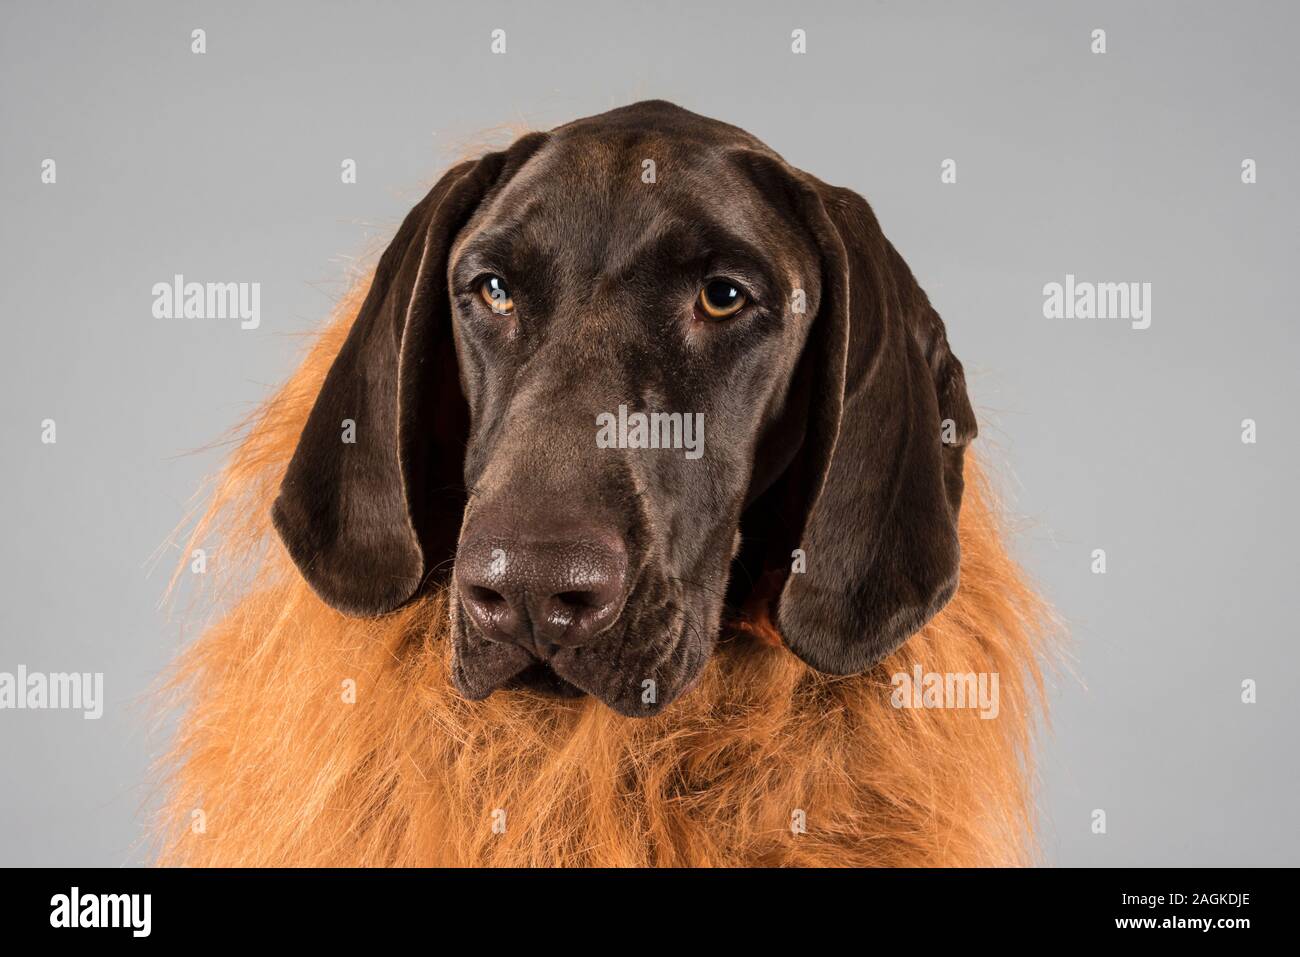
[697,278,747,320]
[478,275,514,315]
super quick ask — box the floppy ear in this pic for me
[773,176,978,675]
[272,135,546,616]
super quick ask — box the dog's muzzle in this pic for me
[455,523,630,662]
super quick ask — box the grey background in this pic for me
[1,0,1295,866]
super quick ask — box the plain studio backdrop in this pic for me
[1,0,1295,866]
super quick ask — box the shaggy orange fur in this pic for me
[156,275,1052,868]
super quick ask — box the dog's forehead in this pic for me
[461,117,789,269]
[535,99,771,193]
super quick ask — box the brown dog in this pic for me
[159,102,1050,867]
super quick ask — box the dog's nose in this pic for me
[456,528,629,656]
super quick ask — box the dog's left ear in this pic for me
[760,162,978,674]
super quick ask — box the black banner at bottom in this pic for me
[0,867,1278,942]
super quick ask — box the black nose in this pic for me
[456,526,629,657]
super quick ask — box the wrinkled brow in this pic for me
[454,216,784,306]
[452,232,522,278]
[606,220,783,301]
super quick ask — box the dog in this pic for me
[158,101,1050,867]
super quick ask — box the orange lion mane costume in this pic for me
[156,265,1052,869]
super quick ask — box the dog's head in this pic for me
[272,101,976,716]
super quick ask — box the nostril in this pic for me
[555,589,605,610]
[467,585,506,608]
[456,526,629,651]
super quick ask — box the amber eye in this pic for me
[697,278,747,320]
[479,275,514,315]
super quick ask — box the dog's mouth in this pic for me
[449,581,718,717]
[505,660,587,699]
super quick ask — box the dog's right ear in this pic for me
[273,135,547,617]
